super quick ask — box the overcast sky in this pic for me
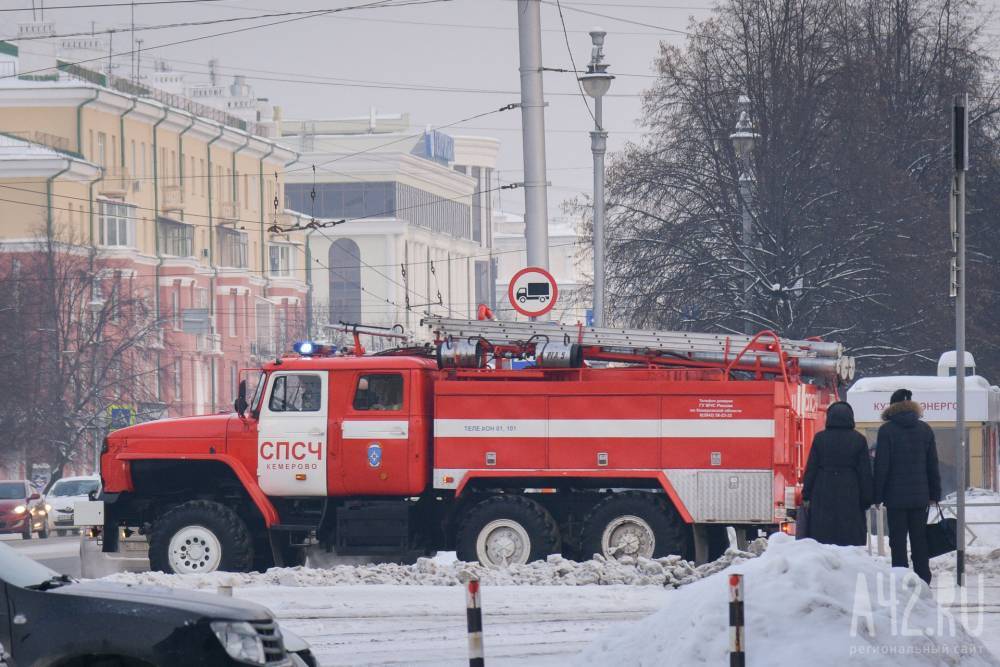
[4,0,998,219]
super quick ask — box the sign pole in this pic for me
[953,93,968,586]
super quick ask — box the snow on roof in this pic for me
[850,374,994,393]
[0,133,72,160]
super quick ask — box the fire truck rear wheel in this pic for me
[580,492,691,561]
[457,496,560,567]
[148,500,254,574]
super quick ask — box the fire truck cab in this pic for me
[87,318,850,574]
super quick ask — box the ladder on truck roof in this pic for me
[421,315,855,384]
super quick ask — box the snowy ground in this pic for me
[99,540,1000,666]
[93,491,1000,666]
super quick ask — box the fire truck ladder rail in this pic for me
[421,316,855,382]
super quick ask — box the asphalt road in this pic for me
[2,534,82,577]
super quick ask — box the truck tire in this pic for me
[580,492,692,561]
[148,500,253,574]
[457,496,559,567]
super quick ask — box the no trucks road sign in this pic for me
[508,266,558,318]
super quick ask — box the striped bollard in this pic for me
[729,574,745,667]
[466,576,485,667]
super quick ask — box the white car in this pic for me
[44,476,100,537]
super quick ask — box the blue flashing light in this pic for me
[293,340,316,356]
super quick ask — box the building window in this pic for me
[200,158,206,196]
[190,156,196,195]
[157,218,194,257]
[230,362,239,400]
[97,132,106,168]
[472,166,482,243]
[98,200,136,248]
[329,239,361,326]
[286,182,395,220]
[217,227,248,268]
[268,244,292,277]
[255,299,274,358]
[171,288,180,330]
[173,358,183,403]
[229,294,237,337]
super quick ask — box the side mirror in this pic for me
[234,379,249,417]
[28,493,40,501]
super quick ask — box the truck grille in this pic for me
[251,619,290,666]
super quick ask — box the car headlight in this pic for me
[12,505,25,515]
[44,504,51,512]
[210,621,265,665]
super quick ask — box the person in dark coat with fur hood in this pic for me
[874,389,941,584]
[802,401,874,546]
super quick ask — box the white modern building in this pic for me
[493,210,589,323]
[279,111,500,344]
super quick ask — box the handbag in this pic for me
[795,503,810,540]
[926,505,958,558]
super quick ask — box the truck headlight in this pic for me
[12,505,25,515]
[210,621,265,665]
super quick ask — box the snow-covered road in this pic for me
[234,584,667,666]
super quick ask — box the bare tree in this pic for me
[595,0,1000,374]
[0,227,163,486]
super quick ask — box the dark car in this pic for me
[0,542,317,666]
[0,481,44,540]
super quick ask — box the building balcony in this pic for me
[162,185,184,212]
[98,167,132,199]
[195,332,223,356]
[250,340,275,359]
[219,201,239,223]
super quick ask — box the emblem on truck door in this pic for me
[367,442,383,468]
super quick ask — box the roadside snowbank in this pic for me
[102,540,767,589]
[578,534,996,666]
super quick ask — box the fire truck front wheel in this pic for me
[148,500,254,574]
[580,492,691,561]
[456,496,560,567]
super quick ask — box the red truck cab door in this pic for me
[256,370,329,496]
[333,369,416,496]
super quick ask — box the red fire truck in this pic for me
[85,317,852,574]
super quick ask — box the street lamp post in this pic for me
[729,96,759,335]
[579,29,614,328]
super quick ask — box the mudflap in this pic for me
[80,530,150,578]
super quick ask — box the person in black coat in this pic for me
[874,388,942,584]
[802,401,874,546]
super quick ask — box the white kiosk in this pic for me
[846,352,1000,495]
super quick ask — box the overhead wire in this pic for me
[1,0,455,82]
[0,0,247,11]
[553,0,596,125]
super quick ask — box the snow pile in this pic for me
[102,540,767,589]
[578,534,996,666]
